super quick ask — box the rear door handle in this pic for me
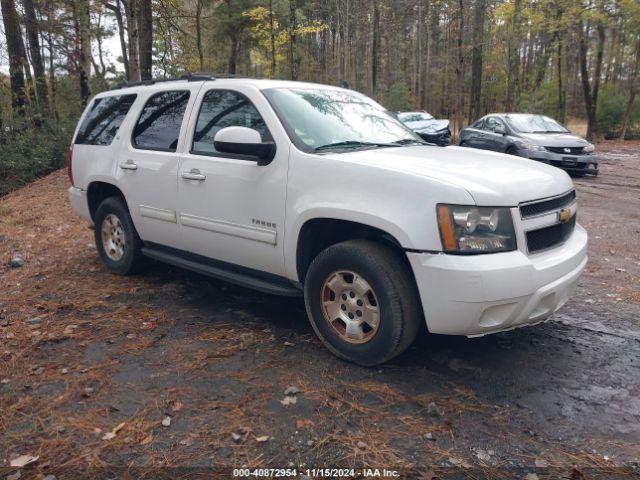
[181,168,206,181]
[119,160,138,170]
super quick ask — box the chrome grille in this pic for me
[520,190,576,219]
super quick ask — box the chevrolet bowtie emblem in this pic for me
[558,208,571,223]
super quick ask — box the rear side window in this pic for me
[132,90,190,151]
[75,94,136,146]
[192,90,271,155]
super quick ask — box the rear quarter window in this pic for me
[75,94,137,145]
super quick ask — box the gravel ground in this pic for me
[1,141,639,479]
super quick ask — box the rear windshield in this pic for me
[75,94,137,145]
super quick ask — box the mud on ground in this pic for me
[1,141,639,479]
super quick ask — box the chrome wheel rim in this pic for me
[321,270,380,344]
[101,214,126,261]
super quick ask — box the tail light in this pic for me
[67,146,74,186]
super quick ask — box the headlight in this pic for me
[437,205,517,254]
[583,144,594,153]
[518,142,546,152]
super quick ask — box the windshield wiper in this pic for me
[392,138,430,146]
[314,140,401,151]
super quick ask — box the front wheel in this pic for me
[303,240,423,366]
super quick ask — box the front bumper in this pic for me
[517,149,599,175]
[68,186,93,225]
[407,224,588,336]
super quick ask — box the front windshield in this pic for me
[263,87,423,151]
[506,114,568,133]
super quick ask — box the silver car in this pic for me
[458,113,599,176]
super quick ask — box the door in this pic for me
[176,87,289,276]
[463,119,485,148]
[481,117,508,151]
[115,85,203,249]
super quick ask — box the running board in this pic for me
[141,246,302,297]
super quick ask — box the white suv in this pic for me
[68,75,588,365]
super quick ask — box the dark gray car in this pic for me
[458,113,599,175]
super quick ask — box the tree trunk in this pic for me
[269,0,277,77]
[371,0,379,94]
[105,0,130,80]
[619,39,640,139]
[1,0,27,116]
[23,0,50,116]
[469,0,486,122]
[506,0,521,111]
[125,0,141,81]
[195,0,204,71]
[72,0,91,106]
[579,15,606,140]
[138,0,153,80]
[454,0,465,135]
[557,37,566,123]
[289,0,297,80]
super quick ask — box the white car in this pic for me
[68,75,587,365]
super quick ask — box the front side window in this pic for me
[192,90,271,155]
[75,94,137,146]
[132,90,190,151]
[263,87,422,152]
[471,119,484,129]
[483,117,500,132]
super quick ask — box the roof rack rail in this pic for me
[111,72,237,90]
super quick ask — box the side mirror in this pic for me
[494,125,506,135]
[213,126,276,165]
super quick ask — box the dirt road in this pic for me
[1,142,639,479]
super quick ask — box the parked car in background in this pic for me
[458,113,599,176]
[396,111,451,146]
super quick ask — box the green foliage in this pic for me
[597,84,640,139]
[383,82,412,112]
[0,119,75,195]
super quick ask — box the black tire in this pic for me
[506,146,519,156]
[303,240,423,366]
[459,141,467,147]
[94,196,146,275]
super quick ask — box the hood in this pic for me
[518,132,590,148]
[405,119,450,133]
[325,145,573,206]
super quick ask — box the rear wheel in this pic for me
[303,240,422,366]
[94,196,145,275]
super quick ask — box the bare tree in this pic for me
[125,0,141,81]
[469,0,486,121]
[138,0,153,80]
[23,0,50,116]
[578,9,606,140]
[104,0,130,80]
[1,0,27,115]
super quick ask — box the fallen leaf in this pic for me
[284,386,300,396]
[280,396,297,406]
[524,474,539,480]
[10,454,39,467]
[102,432,116,440]
[534,459,549,468]
[448,457,472,469]
[231,432,242,442]
[112,422,126,434]
[179,437,194,446]
[296,419,314,429]
[172,401,184,412]
[140,434,153,445]
[255,435,269,442]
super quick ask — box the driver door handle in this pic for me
[181,168,206,181]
